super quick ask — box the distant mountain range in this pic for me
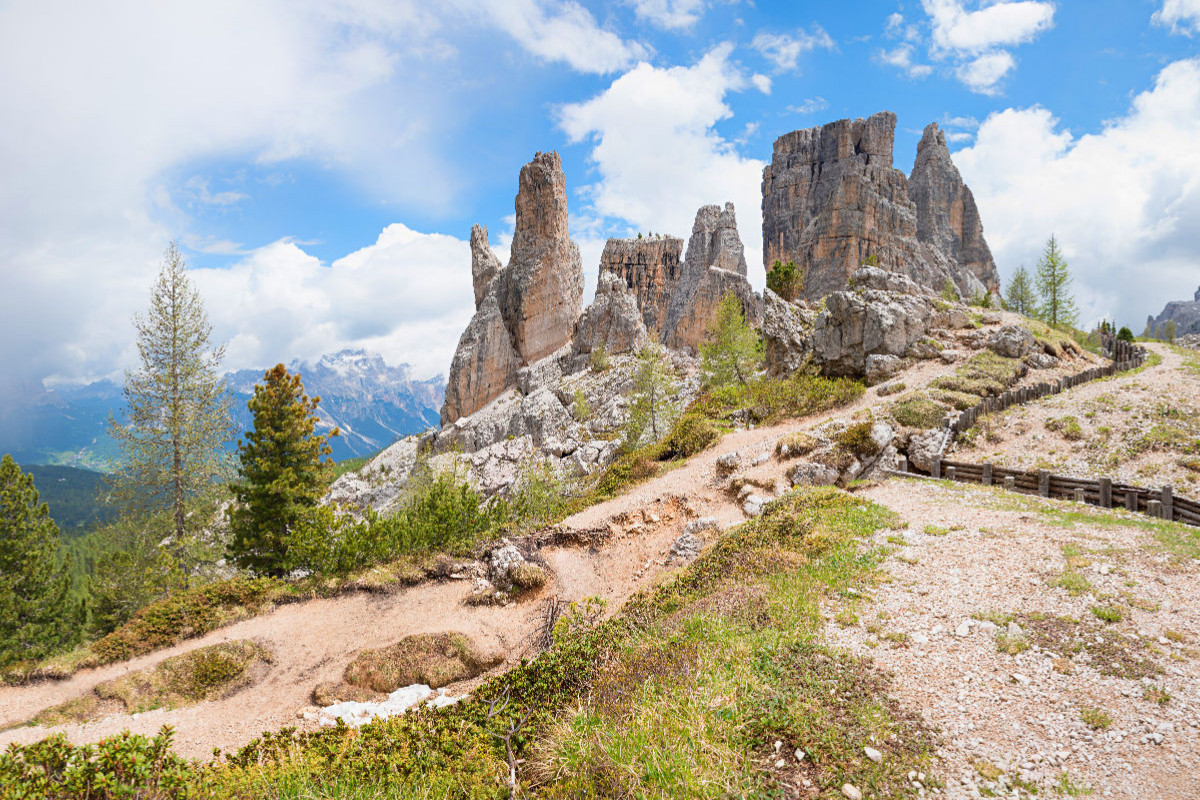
[0,349,444,469]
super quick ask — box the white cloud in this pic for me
[787,97,828,114]
[955,51,1016,94]
[1154,0,1200,34]
[193,225,474,380]
[626,0,707,30]
[878,44,934,79]
[752,73,772,93]
[924,0,1055,54]
[473,0,649,74]
[751,26,836,73]
[558,44,767,284]
[953,58,1200,332]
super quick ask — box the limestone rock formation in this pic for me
[441,153,584,425]
[572,271,648,356]
[599,237,683,334]
[908,123,1000,296]
[470,224,501,309]
[1146,286,1200,338]
[496,152,585,365]
[762,288,816,377]
[761,111,995,302]
[663,203,760,353]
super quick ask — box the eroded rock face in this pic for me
[599,237,683,334]
[497,152,585,364]
[663,203,760,353]
[762,288,816,377]
[573,272,648,356]
[442,153,585,424]
[761,111,995,302]
[908,123,1000,296]
[1146,285,1200,338]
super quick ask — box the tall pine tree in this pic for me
[228,365,337,575]
[1034,235,1079,328]
[106,242,234,555]
[1003,265,1038,317]
[0,455,78,667]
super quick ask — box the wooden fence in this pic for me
[898,339,1195,527]
[945,339,1145,434]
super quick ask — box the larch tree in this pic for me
[699,291,763,389]
[1034,236,1079,328]
[1003,265,1038,317]
[227,365,337,576]
[0,455,79,667]
[105,242,234,559]
[624,340,680,449]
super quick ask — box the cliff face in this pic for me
[761,111,996,301]
[1146,286,1200,338]
[908,123,1000,295]
[663,203,760,353]
[598,237,683,335]
[441,152,584,425]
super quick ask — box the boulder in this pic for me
[788,461,839,487]
[668,532,703,563]
[905,429,946,472]
[598,236,684,334]
[663,203,760,352]
[987,325,1036,359]
[572,271,648,356]
[864,354,902,385]
[762,288,816,377]
[811,270,935,377]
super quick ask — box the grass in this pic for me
[930,351,1025,398]
[1090,605,1124,624]
[342,633,502,692]
[1143,685,1172,705]
[1080,707,1112,730]
[890,393,946,429]
[1,487,943,799]
[1054,771,1094,796]
[995,633,1029,655]
[1017,613,1160,680]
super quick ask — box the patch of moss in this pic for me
[930,351,1025,398]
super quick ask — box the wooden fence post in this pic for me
[1004,476,1015,491]
[946,466,957,481]
[1148,500,1163,518]
[1074,488,1086,503]
[1126,490,1138,511]
[1099,478,1112,508]
[1038,470,1051,498]
[982,463,993,486]
[1162,486,1174,521]
[931,456,941,480]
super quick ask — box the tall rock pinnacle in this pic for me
[441,152,584,425]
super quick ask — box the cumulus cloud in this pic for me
[751,26,836,73]
[1154,0,1200,34]
[953,58,1200,331]
[558,44,767,282]
[474,0,649,74]
[879,2,1054,93]
[787,97,829,115]
[192,225,475,379]
[626,0,707,30]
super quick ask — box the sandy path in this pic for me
[0,317,1103,760]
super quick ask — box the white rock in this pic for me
[864,746,883,763]
[1012,673,1031,686]
[842,784,863,800]
[1007,622,1023,637]
[977,621,997,635]
[955,621,973,637]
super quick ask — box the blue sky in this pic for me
[1,0,1199,389]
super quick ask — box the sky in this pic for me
[1,0,1199,391]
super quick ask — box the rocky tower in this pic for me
[441,153,584,425]
[908,123,1000,295]
[1146,285,1200,338]
[496,152,584,364]
[663,203,760,352]
[761,111,989,301]
[598,236,684,335]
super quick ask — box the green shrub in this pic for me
[374,466,507,556]
[589,344,611,373]
[658,413,719,460]
[834,421,881,457]
[890,393,947,428]
[766,260,804,301]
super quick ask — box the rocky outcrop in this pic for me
[1146,286,1200,338]
[762,289,816,377]
[663,203,760,353]
[810,267,936,378]
[909,123,1000,297]
[599,237,683,334]
[572,272,648,356]
[761,111,996,302]
[442,153,584,425]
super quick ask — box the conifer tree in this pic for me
[0,455,78,667]
[699,291,763,388]
[227,365,337,575]
[1003,265,1037,317]
[106,242,234,553]
[624,341,679,449]
[1034,236,1079,328]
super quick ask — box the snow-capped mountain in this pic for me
[0,350,444,468]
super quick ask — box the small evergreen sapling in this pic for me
[699,291,763,389]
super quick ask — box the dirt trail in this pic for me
[0,319,1105,760]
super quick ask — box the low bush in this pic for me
[344,632,501,692]
[930,351,1024,398]
[890,393,947,429]
[658,412,719,460]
